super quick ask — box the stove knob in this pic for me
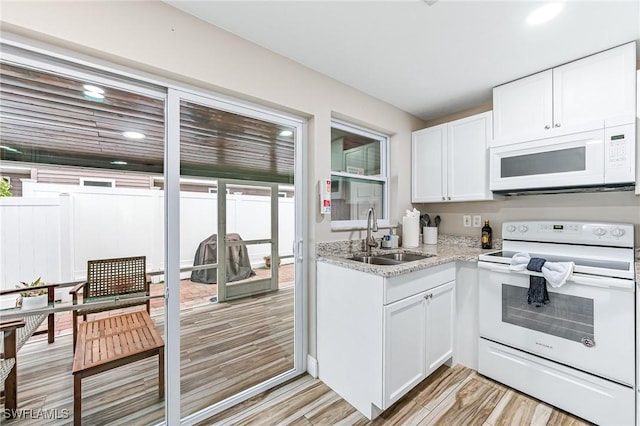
[518,225,528,233]
[506,225,516,233]
[611,228,625,238]
[593,227,607,237]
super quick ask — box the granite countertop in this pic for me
[317,235,501,278]
[319,238,640,282]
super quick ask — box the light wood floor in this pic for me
[198,364,593,426]
[4,284,593,426]
[3,287,294,425]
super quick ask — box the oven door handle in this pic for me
[477,262,634,291]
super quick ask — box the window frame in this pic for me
[330,119,389,230]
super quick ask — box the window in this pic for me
[330,120,388,228]
[79,177,116,188]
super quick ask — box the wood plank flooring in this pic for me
[199,364,594,426]
[2,288,294,425]
[3,284,593,425]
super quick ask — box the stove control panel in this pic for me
[502,221,634,247]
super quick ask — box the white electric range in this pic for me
[477,220,636,425]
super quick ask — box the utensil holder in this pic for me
[423,227,438,245]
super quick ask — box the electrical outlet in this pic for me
[473,215,482,227]
[463,215,471,227]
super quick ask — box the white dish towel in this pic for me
[509,252,575,288]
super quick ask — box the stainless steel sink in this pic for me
[375,253,434,262]
[348,252,434,265]
[349,256,403,265]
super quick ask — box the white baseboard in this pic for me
[306,354,318,378]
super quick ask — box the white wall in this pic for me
[416,191,640,247]
[0,1,427,358]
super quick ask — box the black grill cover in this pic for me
[190,233,255,284]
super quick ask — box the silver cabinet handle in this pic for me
[555,123,561,127]
[544,125,551,129]
[424,293,433,300]
[442,196,445,201]
[447,196,451,200]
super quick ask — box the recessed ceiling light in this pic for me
[83,84,105,102]
[110,160,128,165]
[122,131,146,140]
[279,130,293,137]
[83,91,105,101]
[83,84,104,95]
[526,3,564,25]
[0,145,21,153]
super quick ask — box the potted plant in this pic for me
[0,177,12,197]
[16,277,48,310]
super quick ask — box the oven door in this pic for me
[490,128,604,191]
[478,263,635,386]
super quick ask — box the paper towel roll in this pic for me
[402,216,420,248]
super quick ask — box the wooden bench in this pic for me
[72,311,164,426]
[70,256,164,425]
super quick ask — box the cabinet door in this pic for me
[553,42,636,134]
[425,280,455,375]
[492,70,553,146]
[447,112,493,201]
[383,291,427,408]
[412,125,446,202]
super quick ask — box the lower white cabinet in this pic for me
[384,280,455,408]
[317,261,455,420]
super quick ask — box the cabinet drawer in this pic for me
[384,263,455,305]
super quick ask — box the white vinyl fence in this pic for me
[0,180,294,294]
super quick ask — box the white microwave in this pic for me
[490,123,635,192]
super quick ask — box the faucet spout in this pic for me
[366,207,378,255]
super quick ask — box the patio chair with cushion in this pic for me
[69,256,164,426]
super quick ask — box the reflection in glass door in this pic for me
[174,92,301,422]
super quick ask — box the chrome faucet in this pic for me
[365,207,378,255]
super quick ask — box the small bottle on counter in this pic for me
[481,220,492,249]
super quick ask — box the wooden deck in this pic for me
[2,287,294,425]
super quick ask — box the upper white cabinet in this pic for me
[493,42,637,146]
[493,70,553,145]
[412,111,493,203]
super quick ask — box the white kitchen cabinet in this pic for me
[493,42,636,146]
[317,261,455,420]
[492,70,552,146]
[412,123,445,202]
[383,291,427,405]
[412,111,493,203]
[425,280,455,374]
[383,280,454,406]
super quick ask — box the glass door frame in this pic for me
[166,88,306,425]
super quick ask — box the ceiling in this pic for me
[165,0,640,121]
[0,63,295,183]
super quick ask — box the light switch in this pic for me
[463,215,471,227]
[473,215,482,227]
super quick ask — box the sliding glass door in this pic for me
[0,42,305,426]
[170,90,303,423]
